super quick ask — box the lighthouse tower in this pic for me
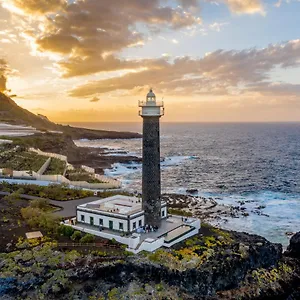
[139,89,165,227]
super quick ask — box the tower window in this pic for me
[133,222,136,230]
[162,210,165,217]
[139,220,142,227]
[99,218,103,225]
[81,215,85,222]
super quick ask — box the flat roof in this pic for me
[77,195,167,217]
[26,231,43,239]
[78,195,143,216]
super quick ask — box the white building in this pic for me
[69,90,201,253]
[76,195,167,233]
[73,194,200,253]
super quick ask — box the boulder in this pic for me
[286,232,300,258]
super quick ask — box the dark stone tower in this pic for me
[139,89,164,227]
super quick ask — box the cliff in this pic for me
[0,92,141,140]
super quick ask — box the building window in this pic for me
[119,222,124,231]
[81,215,85,222]
[139,220,142,227]
[133,222,136,230]
[99,218,103,225]
[162,210,165,217]
[90,216,94,225]
[109,220,113,230]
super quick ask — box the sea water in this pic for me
[73,122,300,246]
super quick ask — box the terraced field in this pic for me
[0,149,47,172]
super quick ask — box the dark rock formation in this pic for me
[286,232,300,259]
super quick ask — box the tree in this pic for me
[71,231,82,241]
[58,225,74,237]
[80,234,95,243]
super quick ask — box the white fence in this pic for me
[0,148,121,189]
[81,165,95,174]
[29,148,68,162]
[36,157,51,175]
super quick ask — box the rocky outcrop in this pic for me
[1,230,299,299]
[286,232,300,259]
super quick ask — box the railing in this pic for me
[138,100,164,107]
[57,242,120,248]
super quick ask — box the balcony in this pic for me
[138,100,164,107]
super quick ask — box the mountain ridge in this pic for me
[0,93,141,139]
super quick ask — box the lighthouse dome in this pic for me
[146,89,156,101]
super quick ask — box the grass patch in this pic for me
[66,168,103,183]
[168,208,193,217]
[0,182,94,201]
[44,158,66,175]
[0,149,47,172]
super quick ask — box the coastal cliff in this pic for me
[0,223,299,299]
[0,92,141,140]
[0,93,141,170]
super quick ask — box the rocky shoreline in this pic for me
[1,226,299,299]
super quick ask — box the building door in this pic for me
[109,220,113,230]
[90,217,94,226]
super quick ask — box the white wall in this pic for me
[161,206,167,219]
[29,148,68,162]
[36,157,51,175]
[130,216,144,231]
[77,210,129,232]
[81,165,95,174]
[163,226,200,248]
[69,224,140,247]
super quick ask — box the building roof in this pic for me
[26,231,43,239]
[77,195,143,216]
[147,89,156,98]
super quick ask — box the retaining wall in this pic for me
[29,148,68,162]
[37,157,51,175]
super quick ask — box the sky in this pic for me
[0,0,300,123]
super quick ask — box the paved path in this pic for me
[0,191,98,218]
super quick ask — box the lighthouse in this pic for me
[139,89,165,227]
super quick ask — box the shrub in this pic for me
[80,233,95,243]
[71,231,82,241]
[58,225,74,237]
[21,206,60,233]
[30,199,50,210]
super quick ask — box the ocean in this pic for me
[72,122,300,246]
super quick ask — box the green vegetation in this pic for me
[66,168,103,183]
[71,231,82,241]
[148,227,233,271]
[21,201,61,234]
[0,182,94,200]
[58,225,75,237]
[80,233,95,243]
[0,148,47,172]
[168,208,193,217]
[44,158,66,175]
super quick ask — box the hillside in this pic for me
[0,92,141,139]
[0,93,58,130]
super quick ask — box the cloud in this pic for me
[7,0,66,14]
[69,40,300,98]
[3,0,202,78]
[90,96,100,103]
[209,22,229,32]
[208,0,264,14]
[247,82,300,96]
[0,58,9,92]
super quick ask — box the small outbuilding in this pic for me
[25,231,43,240]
